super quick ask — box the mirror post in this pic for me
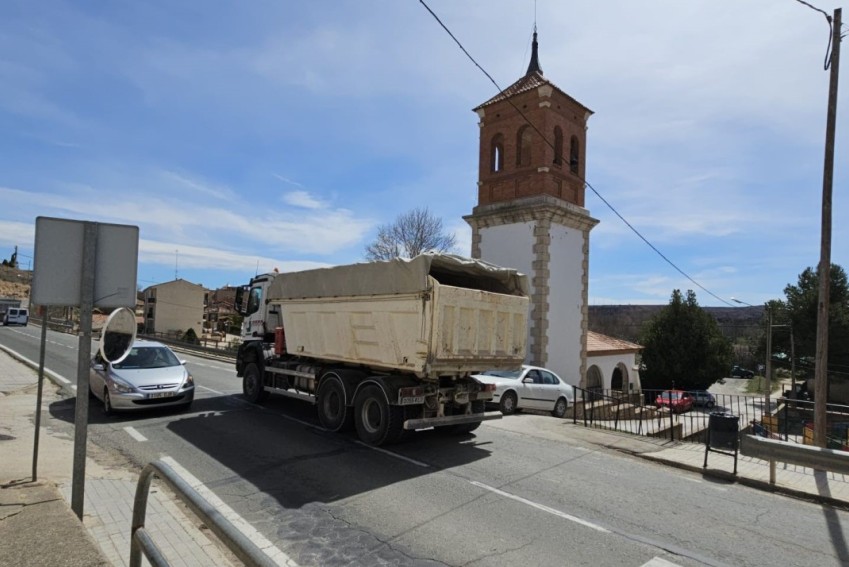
[71,222,97,520]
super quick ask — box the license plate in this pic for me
[148,392,174,399]
[400,396,424,405]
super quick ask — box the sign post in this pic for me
[31,217,139,520]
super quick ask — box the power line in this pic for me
[417,0,735,307]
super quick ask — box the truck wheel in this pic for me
[317,374,353,432]
[354,384,404,446]
[242,362,268,404]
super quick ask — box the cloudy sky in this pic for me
[2,0,846,307]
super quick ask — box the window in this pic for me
[541,371,558,385]
[517,126,532,167]
[491,134,504,172]
[553,126,563,166]
[526,369,543,384]
[246,286,263,316]
[570,135,580,174]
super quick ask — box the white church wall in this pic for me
[587,352,641,392]
[546,224,585,383]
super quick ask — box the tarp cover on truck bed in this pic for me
[268,253,528,301]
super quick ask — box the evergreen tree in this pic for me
[639,289,732,391]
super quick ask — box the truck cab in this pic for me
[235,272,281,343]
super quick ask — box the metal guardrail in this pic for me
[130,459,278,567]
[740,434,849,475]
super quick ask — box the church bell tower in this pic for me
[464,31,598,385]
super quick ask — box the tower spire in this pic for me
[526,26,543,76]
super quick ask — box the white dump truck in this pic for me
[234,253,529,445]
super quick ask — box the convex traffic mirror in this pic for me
[100,307,137,363]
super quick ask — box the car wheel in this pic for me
[242,362,268,404]
[103,388,113,415]
[551,397,568,418]
[500,391,518,415]
[706,401,715,409]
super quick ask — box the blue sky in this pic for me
[2,0,846,307]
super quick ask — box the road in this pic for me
[2,324,848,567]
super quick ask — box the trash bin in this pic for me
[708,411,739,450]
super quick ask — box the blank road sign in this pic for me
[32,217,139,308]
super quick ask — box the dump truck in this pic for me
[234,253,529,445]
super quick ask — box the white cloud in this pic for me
[282,190,325,210]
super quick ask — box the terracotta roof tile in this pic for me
[587,330,642,354]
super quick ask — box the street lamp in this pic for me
[731,298,774,413]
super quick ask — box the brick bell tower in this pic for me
[463,31,599,386]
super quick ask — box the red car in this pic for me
[655,390,694,413]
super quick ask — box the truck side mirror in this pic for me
[234,285,248,315]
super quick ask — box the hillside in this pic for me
[0,265,32,302]
[588,304,763,344]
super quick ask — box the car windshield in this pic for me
[480,369,522,379]
[113,346,180,369]
[661,392,683,399]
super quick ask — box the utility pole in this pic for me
[814,8,841,448]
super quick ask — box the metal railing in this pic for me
[571,387,849,449]
[130,459,278,567]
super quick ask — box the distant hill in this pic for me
[588,304,763,344]
[0,266,31,303]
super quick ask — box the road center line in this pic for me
[469,480,610,533]
[160,455,296,567]
[124,426,147,442]
[198,385,225,395]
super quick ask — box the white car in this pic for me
[473,365,575,418]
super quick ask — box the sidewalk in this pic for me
[0,345,238,567]
[2,348,849,567]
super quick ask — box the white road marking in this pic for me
[355,441,430,468]
[198,384,225,395]
[0,343,71,384]
[641,558,682,567]
[469,480,610,533]
[124,426,147,442]
[160,456,297,566]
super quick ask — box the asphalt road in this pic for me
[2,324,848,567]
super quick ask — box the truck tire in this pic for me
[317,373,353,432]
[242,362,268,404]
[354,384,405,446]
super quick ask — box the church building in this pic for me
[464,31,600,388]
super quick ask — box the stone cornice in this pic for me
[464,194,599,232]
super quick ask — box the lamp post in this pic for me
[731,298,772,410]
[732,297,776,484]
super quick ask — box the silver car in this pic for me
[89,340,194,413]
[473,365,575,418]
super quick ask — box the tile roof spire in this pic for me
[526,28,543,76]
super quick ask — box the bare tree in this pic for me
[365,207,457,261]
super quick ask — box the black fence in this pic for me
[571,386,849,449]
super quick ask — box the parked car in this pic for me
[655,390,693,413]
[473,365,575,418]
[89,339,194,414]
[690,390,716,409]
[731,365,754,378]
[2,307,28,326]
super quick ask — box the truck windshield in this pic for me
[246,286,262,315]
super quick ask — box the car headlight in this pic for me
[182,375,194,389]
[110,378,134,394]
